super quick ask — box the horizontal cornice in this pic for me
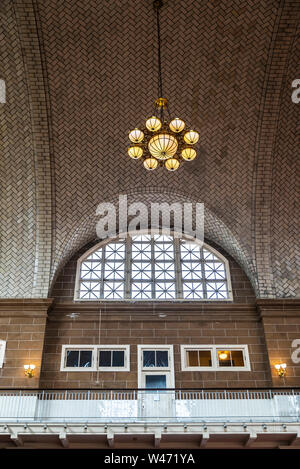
[257,299,300,317]
[48,301,258,322]
[0,299,54,317]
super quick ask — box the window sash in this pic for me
[98,350,125,368]
[142,350,169,368]
[65,349,93,368]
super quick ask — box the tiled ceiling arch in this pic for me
[0,0,299,298]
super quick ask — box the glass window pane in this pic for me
[145,374,166,389]
[181,262,202,280]
[199,350,212,366]
[81,261,102,280]
[154,243,174,261]
[187,350,212,367]
[132,243,151,261]
[79,281,101,299]
[154,262,175,280]
[204,262,225,280]
[131,262,152,281]
[112,350,125,367]
[154,234,173,242]
[156,350,169,367]
[206,282,228,299]
[99,350,112,367]
[86,249,102,260]
[104,261,125,280]
[143,350,155,367]
[103,281,125,299]
[218,350,233,367]
[132,235,151,242]
[105,243,125,260]
[180,243,201,261]
[66,350,79,367]
[79,350,92,368]
[155,282,176,299]
[203,249,218,260]
[131,282,152,299]
[187,350,199,367]
[182,282,203,299]
[231,350,245,367]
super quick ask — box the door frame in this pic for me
[137,344,175,388]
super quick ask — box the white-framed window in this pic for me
[181,345,251,372]
[137,344,175,388]
[60,345,130,372]
[0,340,6,368]
[74,230,233,302]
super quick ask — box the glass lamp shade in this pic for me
[184,130,199,145]
[143,158,158,170]
[165,158,180,171]
[148,133,178,160]
[146,116,162,132]
[128,146,143,159]
[169,118,185,133]
[181,147,196,161]
[129,128,144,143]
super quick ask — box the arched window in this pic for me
[75,233,232,301]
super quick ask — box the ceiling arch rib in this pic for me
[0,0,299,300]
[0,0,52,298]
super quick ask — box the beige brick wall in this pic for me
[0,300,52,388]
[40,304,271,389]
[258,300,300,387]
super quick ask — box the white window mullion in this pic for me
[174,238,182,299]
[100,245,106,299]
[151,236,155,299]
[125,236,131,299]
[201,247,208,299]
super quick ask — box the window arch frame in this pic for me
[74,230,233,302]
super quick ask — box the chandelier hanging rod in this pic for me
[126,0,200,171]
[153,0,163,99]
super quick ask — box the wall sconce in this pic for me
[24,364,36,378]
[274,363,287,378]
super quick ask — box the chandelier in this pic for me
[127,0,200,171]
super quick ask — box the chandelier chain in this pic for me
[127,0,200,170]
[154,0,163,99]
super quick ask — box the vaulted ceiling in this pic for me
[0,0,299,299]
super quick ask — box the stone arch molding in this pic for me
[50,188,259,296]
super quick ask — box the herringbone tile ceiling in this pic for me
[0,0,299,298]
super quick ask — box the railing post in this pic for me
[16,389,22,423]
[40,390,45,422]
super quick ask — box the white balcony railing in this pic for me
[0,389,299,424]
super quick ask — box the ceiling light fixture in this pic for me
[219,351,228,360]
[127,0,200,171]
